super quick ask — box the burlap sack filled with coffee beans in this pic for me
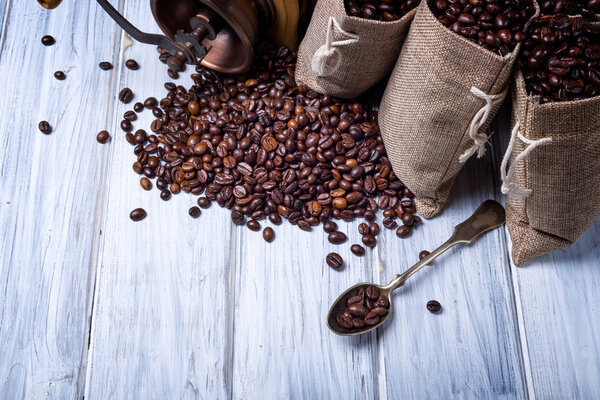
[379,0,537,218]
[295,0,417,98]
[501,72,600,266]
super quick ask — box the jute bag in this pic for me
[379,0,537,218]
[502,71,600,266]
[295,0,417,98]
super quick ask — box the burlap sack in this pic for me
[295,0,417,98]
[502,71,600,266]
[379,0,537,218]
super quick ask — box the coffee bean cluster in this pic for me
[431,0,536,55]
[129,41,418,243]
[335,285,390,329]
[518,15,600,102]
[345,0,421,21]
[538,0,600,18]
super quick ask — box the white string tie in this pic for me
[459,86,509,163]
[500,121,552,199]
[311,16,359,77]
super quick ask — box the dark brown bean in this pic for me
[263,227,275,242]
[125,59,139,70]
[54,71,66,80]
[119,87,134,103]
[41,35,55,46]
[362,234,377,248]
[129,208,147,221]
[38,121,51,134]
[197,197,211,208]
[351,244,365,256]
[247,219,261,231]
[326,252,344,269]
[140,177,152,190]
[99,61,113,70]
[189,206,201,218]
[328,231,347,244]
[96,130,110,144]
[427,300,442,313]
[323,221,338,233]
[396,225,412,238]
[419,250,430,260]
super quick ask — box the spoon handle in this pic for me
[383,200,506,291]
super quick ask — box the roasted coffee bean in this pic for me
[41,35,55,46]
[335,284,389,330]
[144,97,158,108]
[433,0,535,54]
[328,231,348,244]
[140,177,152,190]
[99,61,113,70]
[160,190,171,201]
[125,59,139,70]
[38,121,51,134]
[396,225,412,237]
[427,300,442,313]
[197,197,211,208]
[344,0,418,21]
[168,69,179,79]
[120,119,132,132]
[129,208,147,221]
[383,218,397,229]
[247,219,261,231]
[358,222,370,235]
[263,227,275,242]
[189,206,201,218]
[419,250,430,260]
[326,252,344,269]
[362,234,377,248]
[119,87,134,103]
[269,212,283,225]
[54,71,66,80]
[96,130,110,144]
[133,102,144,112]
[231,211,245,225]
[351,244,365,256]
[323,221,338,233]
[123,110,137,121]
[369,222,380,236]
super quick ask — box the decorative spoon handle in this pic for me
[382,200,506,291]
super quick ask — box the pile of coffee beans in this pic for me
[345,0,421,20]
[518,15,600,103]
[335,285,390,329]
[129,41,419,245]
[538,0,599,17]
[431,0,536,55]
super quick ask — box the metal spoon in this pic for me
[327,200,506,336]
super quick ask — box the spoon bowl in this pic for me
[327,200,506,336]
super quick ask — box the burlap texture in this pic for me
[379,0,536,218]
[506,71,600,266]
[295,0,416,98]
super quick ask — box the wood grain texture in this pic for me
[83,2,231,399]
[0,2,119,399]
[491,105,600,400]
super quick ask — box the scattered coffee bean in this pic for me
[96,130,110,143]
[125,59,139,70]
[396,225,412,237]
[129,208,147,221]
[345,0,419,21]
[54,71,65,80]
[98,61,113,70]
[263,227,275,242]
[382,218,397,229]
[369,222,380,236]
[427,300,442,313]
[232,211,245,225]
[189,206,201,218]
[144,97,158,108]
[326,252,344,269]
[120,119,132,132]
[351,244,365,256]
[269,212,283,225]
[197,197,211,208]
[119,87,134,103]
[358,222,370,235]
[41,35,55,46]
[38,121,51,134]
[133,102,144,112]
[247,219,261,231]
[167,69,179,79]
[123,110,137,121]
[335,286,390,330]
[328,231,348,245]
[160,190,171,201]
[140,177,152,190]
[362,234,377,247]
[323,221,338,233]
[419,250,430,260]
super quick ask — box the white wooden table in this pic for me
[1,1,599,399]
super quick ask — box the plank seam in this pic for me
[0,0,12,56]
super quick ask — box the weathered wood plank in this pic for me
[83,2,231,399]
[0,2,120,399]
[491,102,600,400]
[376,110,526,399]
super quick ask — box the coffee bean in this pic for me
[383,218,397,229]
[133,102,144,112]
[140,177,152,190]
[38,121,51,134]
[326,252,344,269]
[268,212,282,225]
[231,211,245,225]
[130,208,147,221]
[96,130,110,143]
[419,250,430,260]
[351,244,365,256]
[345,0,417,21]
[125,59,139,70]
[123,110,137,121]
[54,71,66,80]
[99,61,113,70]
[369,222,380,236]
[247,219,261,231]
[188,206,201,218]
[323,221,338,233]
[119,88,134,103]
[328,231,347,244]
[197,197,211,208]
[41,35,55,46]
[396,225,411,238]
[263,227,275,242]
[120,119,132,132]
[427,300,442,313]
[160,190,171,201]
[362,234,377,247]
[144,97,158,109]
[168,69,179,79]
[358,222,370,235]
